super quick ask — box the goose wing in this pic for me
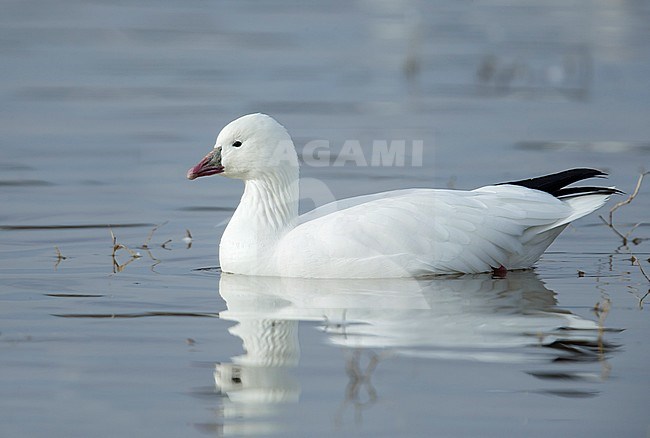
[278,185,573,277]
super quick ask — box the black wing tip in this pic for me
[555,186,623,198]
[527,168,608,180]
[498,168,617,198]
[568,168,608,178]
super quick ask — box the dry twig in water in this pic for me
[141,221,168,249]
[631,256,650,283]
[631,255,650,307]
[54,246,67,269]
[110,227,141,273]
[140,222,172,271]
[592,298,611,361]
[597,171,650,306]
[599,171,649,246]
[183,229,193,249]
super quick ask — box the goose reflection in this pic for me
[214,271,611,431]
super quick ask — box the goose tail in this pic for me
[501,168,621,229]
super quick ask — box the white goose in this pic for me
[187,113,617,278]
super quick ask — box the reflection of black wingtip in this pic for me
[532,389,600,399]
[544,338,621,363]
[528,371,580,381]
[527,371,596,382]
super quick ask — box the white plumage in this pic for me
[187,113,616,278]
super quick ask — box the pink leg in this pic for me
[492,265,508,278]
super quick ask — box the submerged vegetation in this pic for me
[598,171,650,307]
[599,171,649,246]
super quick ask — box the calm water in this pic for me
[1,1,650,437]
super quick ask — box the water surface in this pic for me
[1,0,649,436]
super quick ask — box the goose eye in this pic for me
[232,140,242,148]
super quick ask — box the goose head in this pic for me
[187,113,298,181]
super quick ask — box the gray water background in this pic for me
[1,0,650,436]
